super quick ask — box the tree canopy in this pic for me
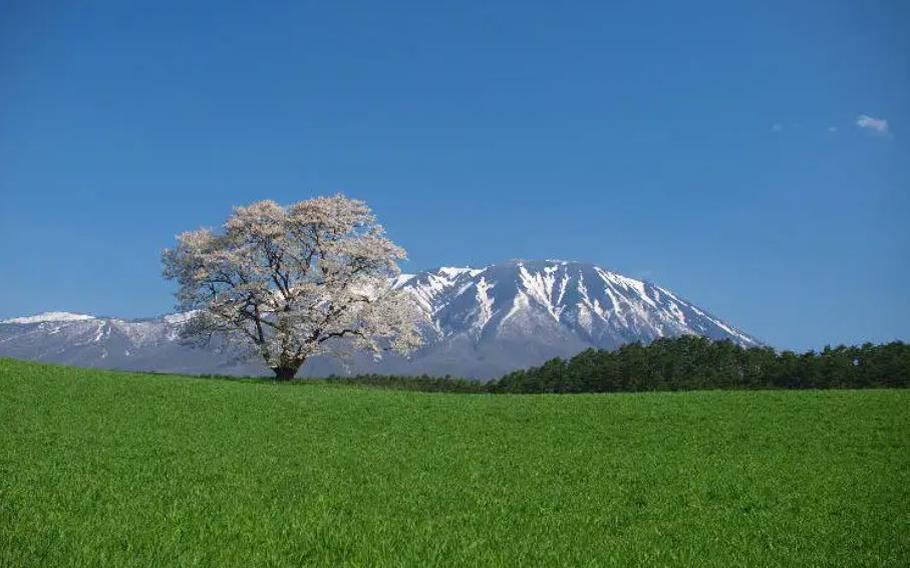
[490,336,910,393]
[162,195,422,379]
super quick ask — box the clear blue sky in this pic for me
[1,0,907,351]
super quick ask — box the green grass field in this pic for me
[1,359,908,566]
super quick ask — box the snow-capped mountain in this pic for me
[0,260,759,379]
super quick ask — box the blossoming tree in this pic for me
[162,195,422,379]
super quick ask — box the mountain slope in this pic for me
[0,260,759,378]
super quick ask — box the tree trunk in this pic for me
[272,363,301,381]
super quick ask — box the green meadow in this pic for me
[1,358,907,566]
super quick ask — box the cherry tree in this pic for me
[162,195,422,379]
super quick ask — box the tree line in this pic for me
[324,336,910,394]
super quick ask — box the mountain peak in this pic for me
[396,259,758,350]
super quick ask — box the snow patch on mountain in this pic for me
[2,312,96,324]
[392,274,416,288]
[163,311,198,325]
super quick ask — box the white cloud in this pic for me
[856,114,889,134]
[827,126,838,133]
[771,123,784,132]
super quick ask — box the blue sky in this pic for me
[1,0,907,351]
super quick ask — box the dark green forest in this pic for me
[491,337,910,393]
[324,337,910,394]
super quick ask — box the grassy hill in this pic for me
[1,359,908,566]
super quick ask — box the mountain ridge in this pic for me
[0,259,759,378]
